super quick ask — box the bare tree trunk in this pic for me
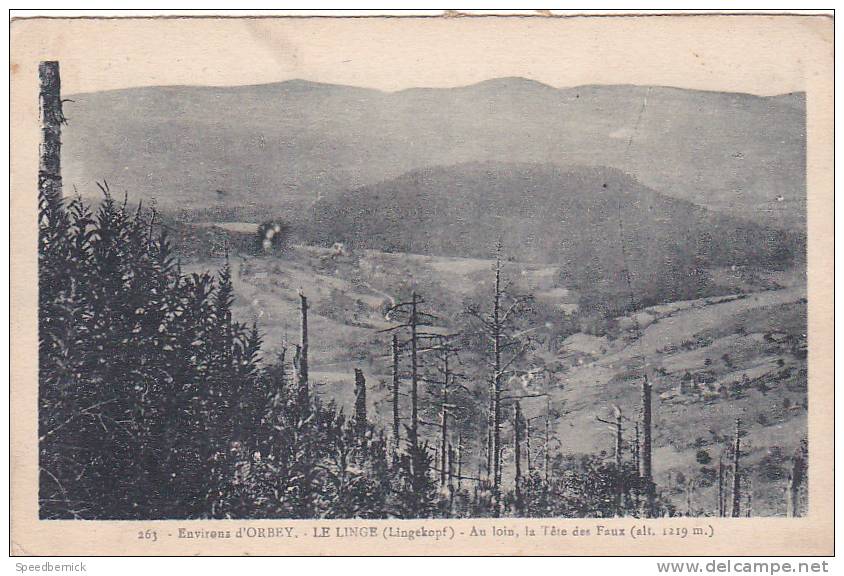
[486,393,494,482]
[514,401,523,515]
[525,419,532,475]
[786,444,806,517]
[634,421,640,475]
[718,452,725,517]
[354,369,367,439]
[731,418,742,517]
[614,406,624,517]
[492,249,503,506]
[409,291,419,450]
[446,444,455,516]
[447,443,455,489]
[276,348,287,391]
[391,334,400,454]
[297,292,309,411]
[544,408,550,484]
[439,358,449,487]
[457,432,463,491]
[39,61,63,202]
[640,376,655,517]
[686,477,695,516]
[745,476,753,517]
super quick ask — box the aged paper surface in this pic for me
[10,13,833,556]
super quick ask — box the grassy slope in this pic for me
[186,246,806,516]
[552,286,806,516]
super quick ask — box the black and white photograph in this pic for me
[10,11,834,558]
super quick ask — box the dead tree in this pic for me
[513,401,524,514]
[718,451,726,517]
[447,443,455,489]
[466,242,533,508]
[492,252,504,491]
[274,347,288,392]
[354,369,367,438]
[597,405,625,516]
[438,389,449,485]
[640,377,655,517]
[685,474,697,516]
[409,292,419,449]
[523,412,547,479]
[544,418,550,483]
[379,291,437,451]
[731,418,742,517]
[421,333,466,487]
[486,396,494,482]
[616,190,657,518]
[296,291,310,410]
[786,439,807,517]
[544,398,554,484]
[525,418,532,474]
[633,421,640,475]
[614,406,624,512]
[39,61,64,203]
[391,334,400,454]
[438,343,452,486]
[745,476,753,518]
[457,432,463,490]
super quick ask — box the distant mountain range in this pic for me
[63,78,806,231]
[308,162,803,310]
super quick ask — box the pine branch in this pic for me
[39,398,118,442]
[501,392,550,401]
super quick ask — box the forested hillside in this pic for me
[309,162,803,314]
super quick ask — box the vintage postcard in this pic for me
[9,12,833,556]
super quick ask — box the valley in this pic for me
[184,241,807,516]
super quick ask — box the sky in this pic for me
[10,14,832,97]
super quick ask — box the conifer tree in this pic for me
[354,368,368,439]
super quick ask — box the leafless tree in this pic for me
[731,418,743,517]
[718,450,726,517]
[597,404,625,516]
[39,61,64,202]
[379,291,438,452]
[465,242,534,510]
[294,291,310,412]
[354,368,367,439]
[640,376,655,517]
[786,438,807,517]
[391,334,401,455]
[513,401,524,514]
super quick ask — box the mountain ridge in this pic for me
[66,77,805,99]
[62,78,806,230]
